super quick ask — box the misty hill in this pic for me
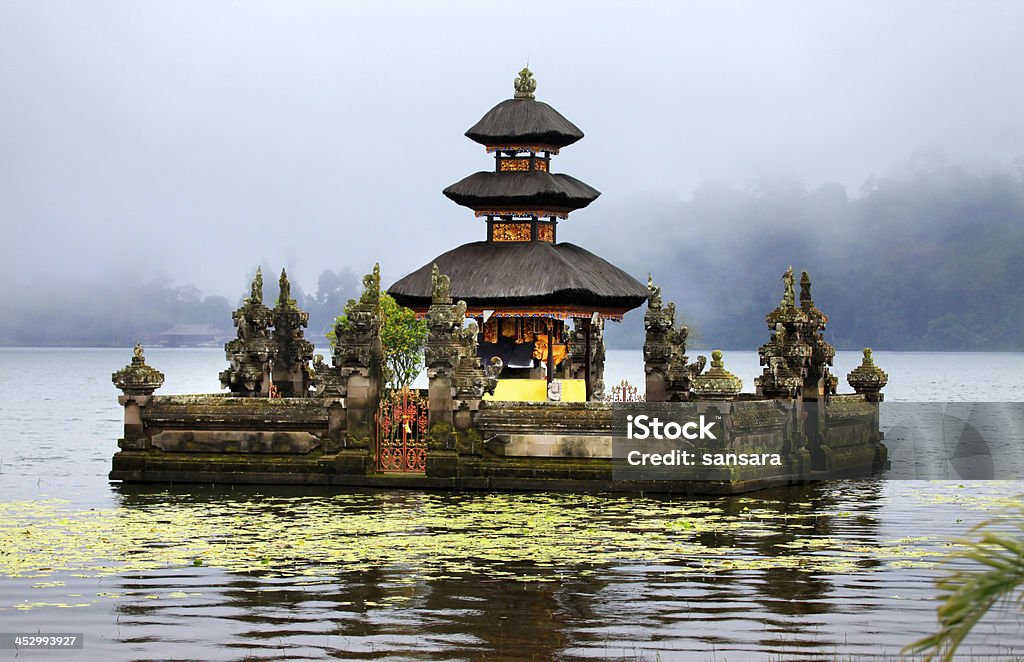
[0,269,359,349]
[590,160,1024,351]
[2,161,1022,351]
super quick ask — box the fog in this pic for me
[2,1,1023,341]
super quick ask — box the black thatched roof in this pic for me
[388,241,649,312]
[443,171,600,212]
[466,98,584,148]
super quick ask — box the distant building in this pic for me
[155,324,232,347]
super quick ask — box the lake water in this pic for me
[0,348,1022,660]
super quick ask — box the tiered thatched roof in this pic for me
[443,171,600,213]
[466,98,584,149]
[388,241,649,315]
[388,70,649,320]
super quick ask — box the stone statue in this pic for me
[547,378,562,401]
[460,320,479,347]
[278,268,294,307]
[800,270,813,307]
[485,356,503,395]
[453,319,488,399]
[514,66,536,99]
[431,263,451,304]
[249,267,263,305]
[688,354,707,377]
[781,266,795,308]
[647,274,663,309]
[672,324,689,346]
[359,263,381,305]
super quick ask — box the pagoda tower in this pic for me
[389,68,648,400]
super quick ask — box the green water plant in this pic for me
[905,504,1024,661]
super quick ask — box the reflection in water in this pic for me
[1,482,1021,659]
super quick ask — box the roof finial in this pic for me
[514,67,536,100]
[277,268,294,307]
[248,267,264,305]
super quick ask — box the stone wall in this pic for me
[111,389,885,492]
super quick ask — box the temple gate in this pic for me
[375,387,428,473]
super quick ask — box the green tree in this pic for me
[327,291,427,391]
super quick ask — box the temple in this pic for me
[109,69,889,493]
[389,68,648,402]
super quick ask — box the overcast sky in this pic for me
[2,0,1023,296]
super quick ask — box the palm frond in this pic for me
[905,505,1024,662]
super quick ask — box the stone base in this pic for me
[111,451,828,494]
[110,393,887,495]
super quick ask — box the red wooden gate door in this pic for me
[375,387,428,473]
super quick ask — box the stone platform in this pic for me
[111,265,889,495]
[110,394,886,494]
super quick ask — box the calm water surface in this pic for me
[1,348,1023,661]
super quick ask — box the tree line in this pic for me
[0,268,360,348]
[597,158,1024,351]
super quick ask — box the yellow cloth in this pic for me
[532,333,547,360]
[531,334,567,365]
[483,379,586,402]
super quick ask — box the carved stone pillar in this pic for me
[271,269,315,397]
[332,264,384,454]
[643,276,700,402]
[847,348,888,402]
[453,320,488,403]
[754,268,841,471]
[424,265,463,431]
[219,267,276,397]
[643,277,675,402]
[799,271,837,399]
[591,318,606,400]
[567,320,586,381]
[112,344,164,450]
[756,267,809,399]
[311,353,345,452]
[422,266,468,476]
[568,317,608,401]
